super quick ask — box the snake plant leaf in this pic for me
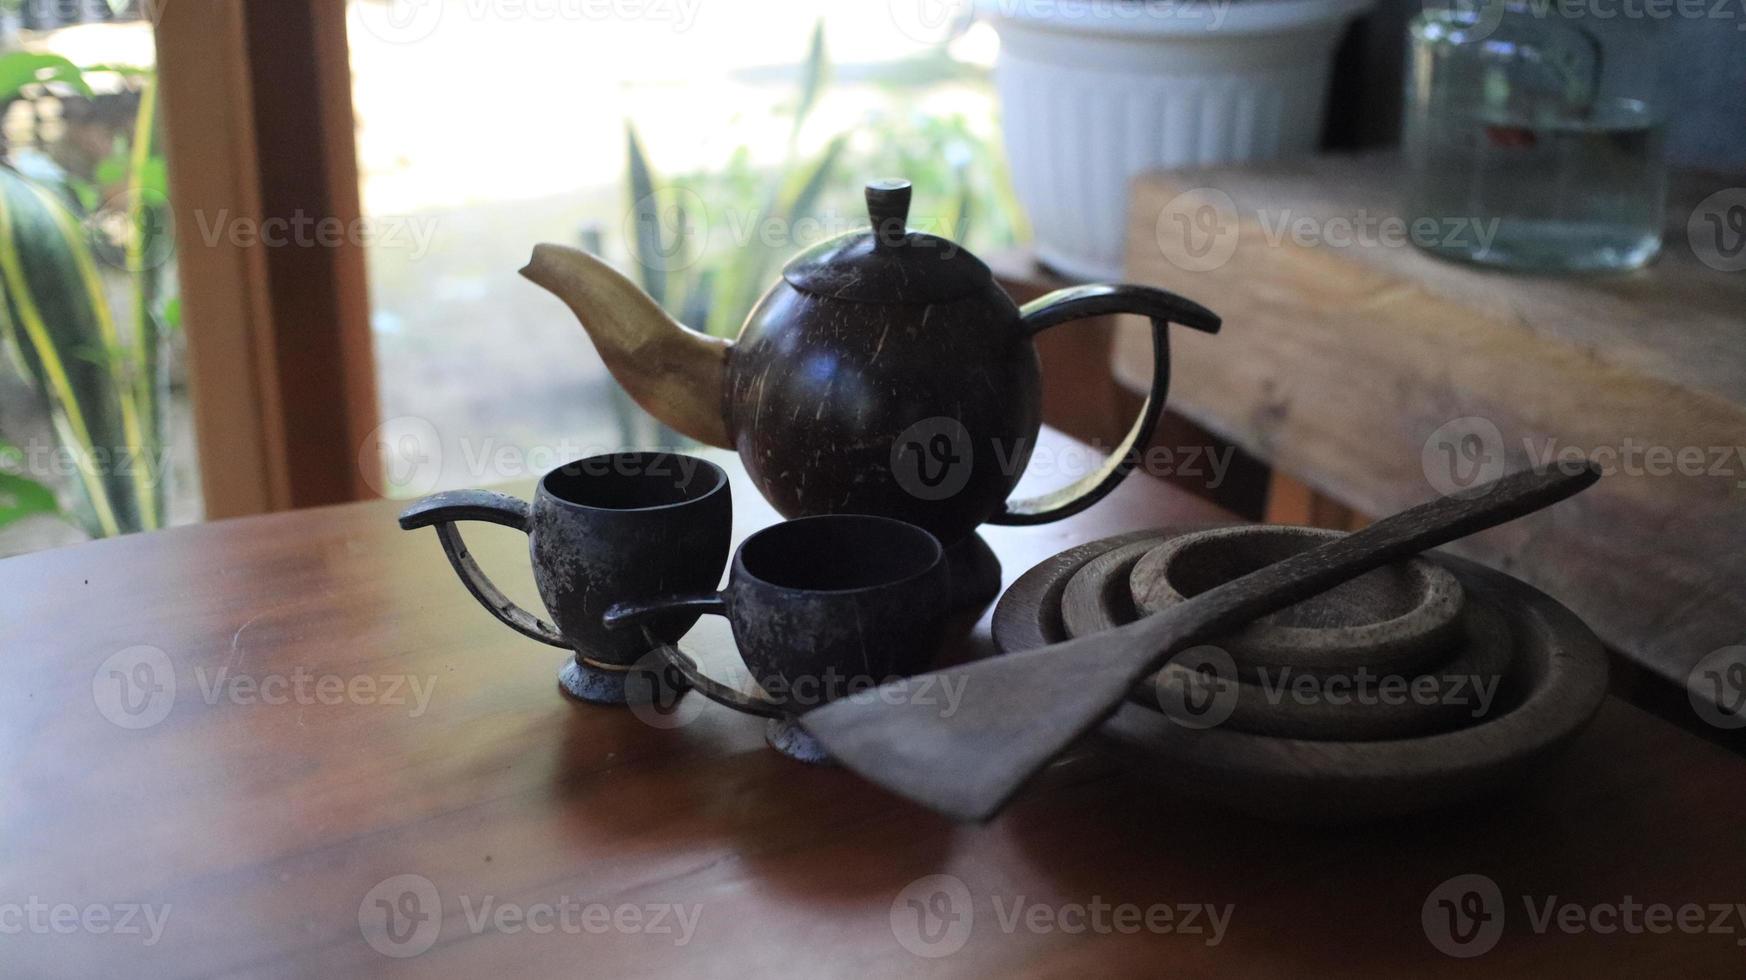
[0,53,93,102]
[702,133,845,339]
[0,164,154,536]
[625,124,667,309]
[678,266,715,334]
[127,76,167,450]
[0,470,59,529]
[791,21,828,143]
[775,132,846,227]
[75,63,154,80]
[95,147,167,201]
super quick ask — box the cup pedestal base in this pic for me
[557,657,632,704]
[766,716,832,765]
[946,533,1002,611]
[560,654,695,709]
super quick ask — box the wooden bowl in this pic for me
[991,529,1609,825]
[1131,525,1466,678]
[1058,538,1515,741]
[991,528,1199,659]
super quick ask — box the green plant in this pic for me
[0,437,56,526]
[0,54,172,538]
[625,21,845,343]
[610,22,1024,447]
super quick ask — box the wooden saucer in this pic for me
[1132,525,1467,678]
[991,528,1609,824]
[1058,537,1516,741]
[990,527,1195,656]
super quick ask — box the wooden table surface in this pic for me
[4,431,1743,977]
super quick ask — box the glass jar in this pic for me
[1403,2,1669,273]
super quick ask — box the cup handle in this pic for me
[604,594,787,719]
[398,489,568,648]
[990,284,1221,526]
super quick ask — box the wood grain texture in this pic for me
[1044,544,1604,821]
[154,0,289,517]
[1114,154,1746,693]
[1264,470,1366,530]
[241,0,380,506]
[1052,532,1533,745]
[800,465,1599,823]
[1128,525,1466,678]
[155,0,383,514]
[1,434,1739,975]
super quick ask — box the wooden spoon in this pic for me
[799,464,1601,822]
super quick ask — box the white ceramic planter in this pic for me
[981,0,1374,280]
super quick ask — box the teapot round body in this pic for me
[723,279,1040,545]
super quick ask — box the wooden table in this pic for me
[4,430,1743,977]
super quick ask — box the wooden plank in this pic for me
[240,0,379,505]
[153,0,379,517]
[2,435,1743,975]
[153,0,290,517]
[1114,154,1746,692]
[1265,470,1364,531]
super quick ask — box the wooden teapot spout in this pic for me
[520,244,734,448]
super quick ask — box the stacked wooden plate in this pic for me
[992,525,1609,824]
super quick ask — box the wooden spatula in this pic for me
[800,464,1600,822]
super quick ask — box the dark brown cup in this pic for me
[603,514,950,722]
[399,452,731,704]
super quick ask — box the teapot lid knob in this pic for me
[865,178,911,250]
[781,176,992,302]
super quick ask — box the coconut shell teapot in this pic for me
[521,178,1220,603]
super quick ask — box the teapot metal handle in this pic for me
[989,284,1221,526]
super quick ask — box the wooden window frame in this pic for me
[153,0,378,518]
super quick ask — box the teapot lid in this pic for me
[780,179,993,304]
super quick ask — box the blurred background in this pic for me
[0,0,1741,556]
[0,0,1029,555]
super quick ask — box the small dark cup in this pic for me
[605,514,950,761]
[399,452,731,704]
